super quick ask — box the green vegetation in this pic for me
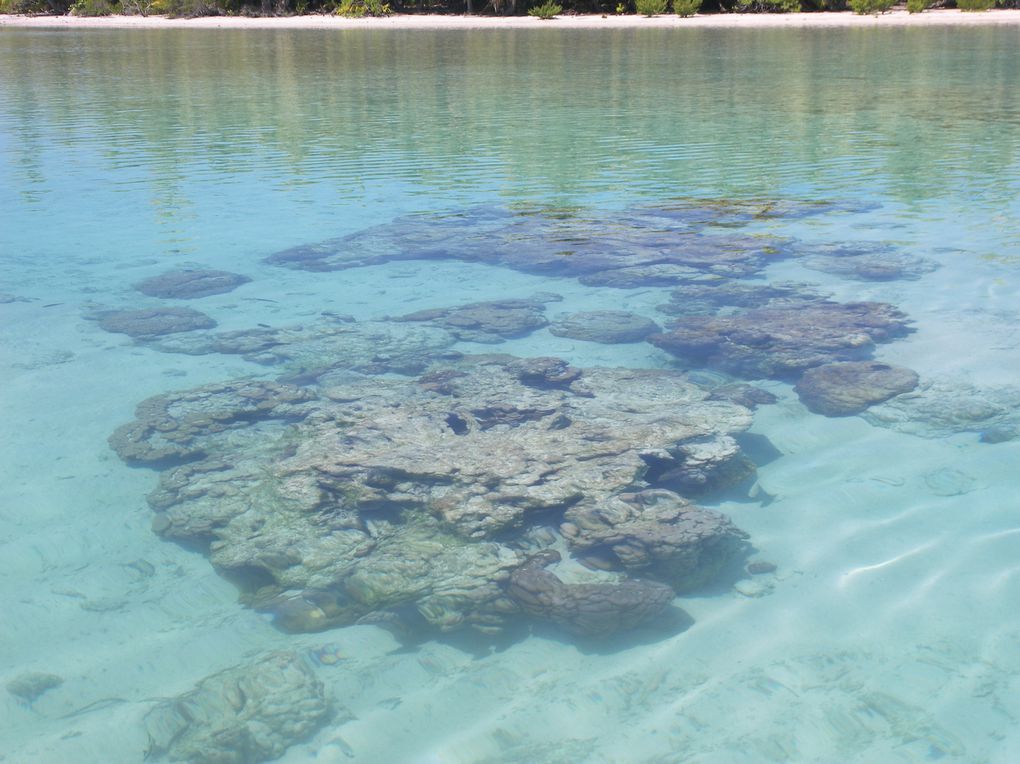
[336,0,390,14]
[150,0,218,15]
[527,0,561,16]
[634,0,666,13]
[70,0,115,12]
[849,0,893,13]
[721,0,800,10]
[0,0,72,12]
[1,0,1014,25]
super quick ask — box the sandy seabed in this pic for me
[2,8,1020,29]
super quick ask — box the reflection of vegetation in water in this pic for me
[1,28,1018,208]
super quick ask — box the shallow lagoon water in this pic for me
[2,26,1020,763]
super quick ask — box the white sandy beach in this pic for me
[2,8,1020,29]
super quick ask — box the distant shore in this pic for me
[3,8,1020,28]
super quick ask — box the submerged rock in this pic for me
[797,243,938,282]
[96,307,216,338]
[548,310,661,344]
[506,356,582,389]
[863,378,1020,440]
[143,651,334,764]
[113,358,753,638]
[794,361,920,417]
[506,550,676,637]
[560,490,749,592]
[657,281,827,317]
[6,672,63,704]
[142,319,457,379]
[393,293,559,342]
[108,380,316,465]
[134,269,251,299]
[649,300,912,379]
[578,264,720,289]
[706,382,778,410]
[265,205,789,289]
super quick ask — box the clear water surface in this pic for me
[2,26,1020,763]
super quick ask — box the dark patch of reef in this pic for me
[134,269,251,299]
[548,310,661,344]
[143,651,335,764]
[109,380,316,466]
[96,306,217,338]
[506,550,677,638]
[648,299,912,379]
[142,319,458,380]
[392,293,560,342]
[794,361,920,417]
[262,203,923,421]
[265,204,792,286]
[657,281,829,317]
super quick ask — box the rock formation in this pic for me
[143,652,334,764]
[111,358,754,638]
[265,205,790,288]
[649,300,912,379]
[96,307,217,338]
[134,269,251,299]
[794,361,919,416]
[393,293,560,342]
[548,310,661,344]
[506,550,677,637]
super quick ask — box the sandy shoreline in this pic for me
[3,8,1020,29]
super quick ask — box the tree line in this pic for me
[2,0,1017,32]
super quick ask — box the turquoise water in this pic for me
[2,26,1020,763]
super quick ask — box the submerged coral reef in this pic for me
[111,357,754,639]
[649,299,912,380]
[96,306,217,338]
[393,293,561,342]
[143,651,335,764]
[109,200,940,654]
[264,204,791,287]
[134,269,252,299]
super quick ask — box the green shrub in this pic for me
[635,0,667,14]
[119,0,152,13]
[149,0,232,16]
[727,0,799,10]
[0,0,73,11]
[849,0,892,12]
[336,0,390,14]
[906,0,927,10]
[528,0,561,16]
[673,0,699,14]
[70,0,116,14]
[957,0,994,9]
